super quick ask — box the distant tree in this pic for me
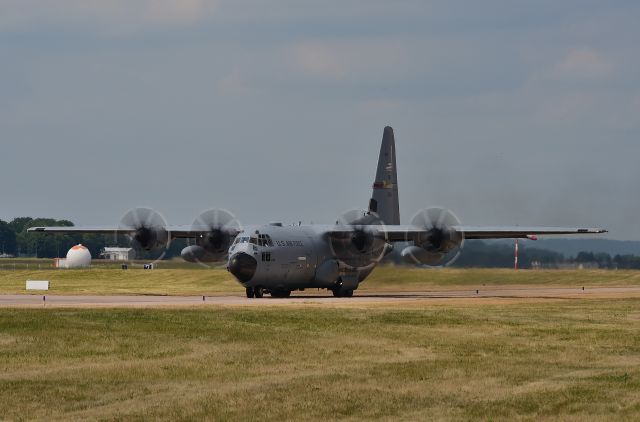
[594,252,613,269]
[521,247,564,268]
[16,218,75,258]
[0,220,17,255]
[79,234,110,258]
[453,241,564,269]
[9,217,33,234]
[613,254,640,270]
[454,241,515,268]
[576,251,596,263]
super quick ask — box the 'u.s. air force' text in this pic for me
[275,240,304,247]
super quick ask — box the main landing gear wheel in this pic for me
[254,287,264,298]
[246,287,255,298]
[270,290,291,298]
[332,288,354,298]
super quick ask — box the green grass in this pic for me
[1,264,640,296]
[366,266,640,290]
[0,267,237,295]
[0,257,213,270]
[1,300,639,420]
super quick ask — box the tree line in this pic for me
[0,217,108,258]
[452,242,640,270]
[386,240,640,270]
[0,217,186,260]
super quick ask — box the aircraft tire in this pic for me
[254,287,264,298]
[246,287,255,298]
[271,289,291,298]
[332,288,354,298]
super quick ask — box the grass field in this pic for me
[1,263,640,295]
[1,299,639,420]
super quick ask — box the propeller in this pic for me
[329,208,389,270]
[403,207,464,267]
[186,208,242,267]
[116,207,171,263]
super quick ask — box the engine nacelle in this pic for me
[405,207,465,266]
[181,245,224,263]
[330,228,389,269]
[196,228,231,255]
[133,227,168,251]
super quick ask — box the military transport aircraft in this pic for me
[29,127,606,298]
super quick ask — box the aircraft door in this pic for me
[299,231,316,282]
[257,233,275,277]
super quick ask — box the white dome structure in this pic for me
[65,244,92,268]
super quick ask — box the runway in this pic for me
[1,286,640,307]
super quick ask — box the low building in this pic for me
[101,247,135,261]
[556,262,600,270]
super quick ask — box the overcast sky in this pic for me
[1,1,638,239]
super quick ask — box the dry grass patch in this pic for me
[0,299,639,420]
[1,266,640,296]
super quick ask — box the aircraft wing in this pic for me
[386,226,606,242]
[29,226,122,234]
[449,226,607,240]
[327,225,607,242]
[26,225,221,238]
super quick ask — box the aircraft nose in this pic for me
[228,253,258,283]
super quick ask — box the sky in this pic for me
[0,1,638,239]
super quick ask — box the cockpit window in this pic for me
[256,234,274,247]
[249,236,258,245]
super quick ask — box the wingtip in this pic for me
[592,228,608,234]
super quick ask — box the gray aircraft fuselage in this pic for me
[227,224,374,294]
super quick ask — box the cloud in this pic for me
[291,41,348,79]
[288,39,411,81]
[219,70,251,96]
[554,48,614,79]
[539,92,596,123]
[0,0,220,32]
[525,47,615,90]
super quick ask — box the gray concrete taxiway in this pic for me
[1,286,640,307]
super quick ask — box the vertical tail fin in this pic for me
[369,126,400,225]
